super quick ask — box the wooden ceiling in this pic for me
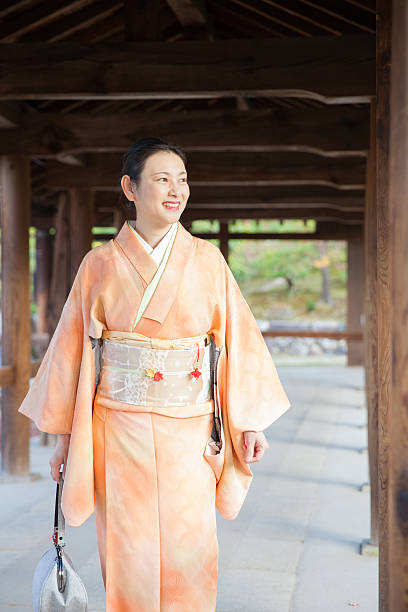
[0,0,376,232]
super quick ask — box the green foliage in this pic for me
[229,238,320,284]
[229,219,316,234]
[189,220,347,321]
[306,299,316,312]
[191,220,220,233]
[93,226,117,235]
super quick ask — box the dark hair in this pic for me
[118,137,187,212]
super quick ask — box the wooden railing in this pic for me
[262,330,363,340]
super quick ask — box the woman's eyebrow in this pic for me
[151,171,187,175]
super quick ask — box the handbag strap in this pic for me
[53,470,66,548]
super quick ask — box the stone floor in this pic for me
[0,364,377,611]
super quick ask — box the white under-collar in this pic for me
[128,221,177,265]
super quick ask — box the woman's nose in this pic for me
[168,184,180,196]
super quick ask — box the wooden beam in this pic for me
[31,203,364,231]
[0,36,375,103]
[221,229,358,241]
[32,151,367,189]
[315,222,362,242]
[166,0,216,39]
[179,208,363,223]
[40,180,365,209]
[262,330,363,340]
[387,0,408,608]
[178,198,365,211]
[95,226,363,243]
[167,0,208,26]
[0,107,370,157]
[0,154,31,476]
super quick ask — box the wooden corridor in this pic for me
[0,1,406,609]
[0,364,376,611]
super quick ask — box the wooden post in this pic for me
[362,101,379,552]
[377,0,392,609]
[0,155,31,476]
[48,192,70,334]
[68,187,94,284]
[219,221,229,263]
[347,237,365,366]
[35,229,52,336]
[387,1,408,608]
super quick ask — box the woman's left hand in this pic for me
[242,431,269,463]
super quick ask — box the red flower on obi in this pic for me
[154,371,163,382]
[190,368,202,379]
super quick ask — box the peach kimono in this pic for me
[18,219,291,612]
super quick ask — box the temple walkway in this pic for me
[0,364,377,611]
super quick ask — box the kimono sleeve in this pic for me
[213,254,291,520]
[220,257,291,434]
[18,255,89,435]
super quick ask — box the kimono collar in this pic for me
[114,219,194,330]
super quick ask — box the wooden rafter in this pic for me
[0,0,96,43]
[21,1,123,43]
[294,0,376,33]
[166,0,216,40]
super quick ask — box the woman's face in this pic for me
[122,151,190,227]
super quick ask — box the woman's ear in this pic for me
[121,175,136,202]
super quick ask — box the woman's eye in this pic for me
[158,177,187,182]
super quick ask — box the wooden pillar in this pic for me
[0,155,31,476]
[377,0,392,609]
[347,237,365,365]
[68,188,94,284]
[362,101,379,551]
[219,221,229,263]
[48,192,70,334]
[386,1,408,608]
[35,229,52,336]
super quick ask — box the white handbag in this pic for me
[32,471,88,611]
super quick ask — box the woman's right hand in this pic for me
[49,434,71,481]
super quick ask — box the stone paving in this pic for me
[0,364,377,611]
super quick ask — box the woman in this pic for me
[19,137,291,611]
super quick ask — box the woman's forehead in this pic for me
[145,151,186,173]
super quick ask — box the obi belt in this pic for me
[95,330,213,408]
